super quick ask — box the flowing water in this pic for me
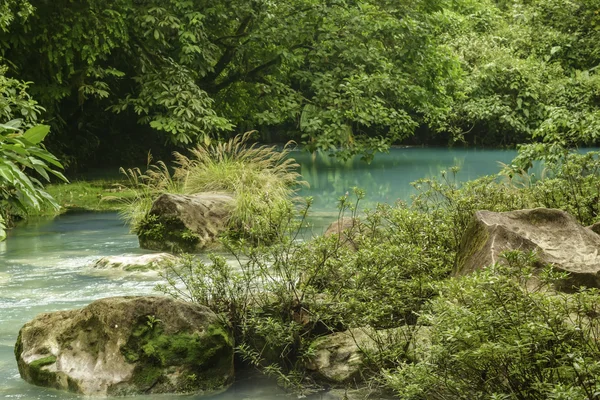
[0,148,517,399]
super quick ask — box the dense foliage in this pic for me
[154,145,600,395]
[1,0,597,167]
[0,45,66,240]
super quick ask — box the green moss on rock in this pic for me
[121,316,234,394]
[28,356,57,386]
[137,214,200,253]
[14,331,22,360]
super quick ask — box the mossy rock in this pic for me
[455,208,600,290]
[89,253,180,278]
[137,193,234,253]
[15,296,234,396]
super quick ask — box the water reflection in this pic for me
[294,147,517,212]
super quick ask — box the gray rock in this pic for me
[456,208,600,290]
[90,253,178,276]
[138,193,234,252]
[305,326,429,384]
[15,296,234,396]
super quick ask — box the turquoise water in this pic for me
[0,148,517,399]
[294,147,517,212]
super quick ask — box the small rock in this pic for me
[305,326,428,385]
[90,253,178,275]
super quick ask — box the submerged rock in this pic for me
[456,208,600,290]
[90,253,179,276]
[305,326,429,384]
[138,193,234,253]
[15,296,234,396]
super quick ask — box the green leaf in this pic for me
[22,125,50,144]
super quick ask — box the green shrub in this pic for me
[385,252,600,400]
[173,131,305,240]
[505,146,600,226]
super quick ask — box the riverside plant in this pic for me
[385,252,600,400]
[173,131,306,240]
[119,132,306,241]
[155,188,457,391]
[156,146,600,394]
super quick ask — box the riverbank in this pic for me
[33,180,137,216]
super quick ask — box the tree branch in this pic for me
[211,43,309,92]
[201,15,253,86]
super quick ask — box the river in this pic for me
[0,148,517,399]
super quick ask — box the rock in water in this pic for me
[456,208,600,290]
[91,253,178,275]
[15,296,234,396]
[137,193,234,253]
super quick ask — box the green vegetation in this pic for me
[36,180,137,215]
[122,132,304,241]
[121,315,233,393]
[0,121,67,241]
[387,257,600,400]
[26,356,57,387]
[174,131,305,237]
[156,146,600,396]
[0,0,597,168]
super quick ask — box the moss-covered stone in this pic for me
[454,208,600,291]
[137,214,200,253]
[137,193,234,253]
[121,316,234,394]
[15,296,234,396]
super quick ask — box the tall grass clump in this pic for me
[173,131,306,239]
[120,133,305,241]
[119,154,180,232]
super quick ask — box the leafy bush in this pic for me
[385,252,600,400]
[0,120,67,240]
[504,145,600,226]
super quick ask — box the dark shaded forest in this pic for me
[1,0,599,170]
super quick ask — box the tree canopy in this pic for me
[0,0,598,167]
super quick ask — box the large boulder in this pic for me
[15,296,234,396]
[138,193,234,253]
[89,253,179,277]
[456,208,600,289]
[305,326,429,384]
